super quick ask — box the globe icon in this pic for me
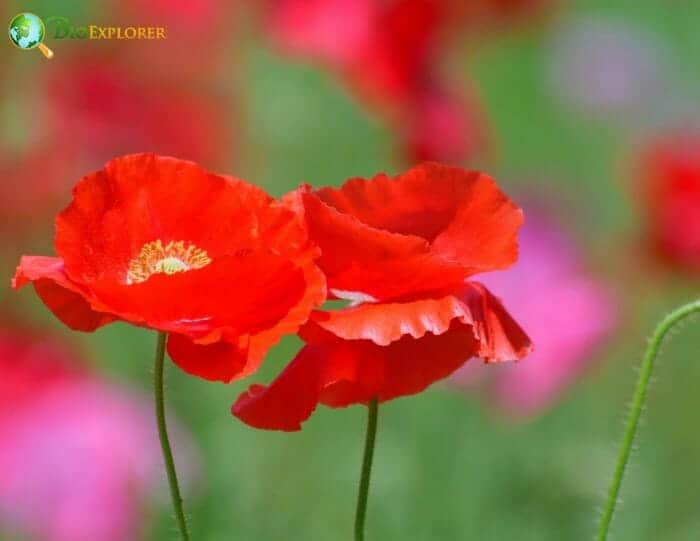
[8,13,53,58]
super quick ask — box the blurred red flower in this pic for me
[267,0,376,65]
[46,55,234,170]
[233,163,532,430]
[266,0,487,164]
[637,131,700,271]
[13,153,326,383]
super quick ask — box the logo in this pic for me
[8,12,54,59]
[8,13,167,59]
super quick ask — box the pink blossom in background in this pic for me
[450,208,616,419]
[0,329,187,541]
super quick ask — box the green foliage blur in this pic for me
[3,0,700,540]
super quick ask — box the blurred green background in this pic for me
[3,1,700,540]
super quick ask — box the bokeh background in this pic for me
[2,1,700,540]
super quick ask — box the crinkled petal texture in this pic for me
[233,283,532,430]
[296,162,523,301]
[13,153,326,382]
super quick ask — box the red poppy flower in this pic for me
[291,162,524,301]
[13,153,326,382]
[637,130,700,271]
[233,163,532,430]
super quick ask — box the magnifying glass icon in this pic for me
[8,13,54,59]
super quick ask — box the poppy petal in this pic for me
[167,334,249,383]
[234,339,385,430]
[12,256,114,332]
[460,282,533,363]
[169,260,326,383]
[304,282,533,361]
[431,174,523,274]
[377,324,479,401]
[233,322,505,430]
[55,153,283,283]
[300,188,466,300]
[305,295,470,346]
[87,252,306,340]
[317,164,521,273]
[232,345,325,431]
[245,262,327,377]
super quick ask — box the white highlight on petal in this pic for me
[330,289,379,306]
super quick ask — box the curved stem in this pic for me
[154,331,190,541]
[355,398,379,541]
[596,300,700,541]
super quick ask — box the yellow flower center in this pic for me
[127,240,211,284]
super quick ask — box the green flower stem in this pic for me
[355,398,379,541]
[154,331,190,541]
[596,300,700,541]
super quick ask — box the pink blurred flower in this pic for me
[0,329,173,541]
[450,207,616,418]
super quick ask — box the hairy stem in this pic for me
[355,398,379,541]
[154,331,190,541]
[596,300,700,541]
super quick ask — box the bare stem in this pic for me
[596,300,700,540]
[355,398,379,541]
[154,331,190,541]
